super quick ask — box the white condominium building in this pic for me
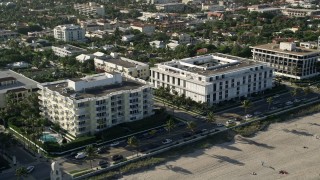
[38,73,153,137]
[52,44,87,57]
[74,2,105,17]
[150,53,273,105]
[94,53,150,80]
[251,42,319,79]
[53,24,85,42]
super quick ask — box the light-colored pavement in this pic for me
[122,112,320,180]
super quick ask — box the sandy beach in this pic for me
[122,113,320,180]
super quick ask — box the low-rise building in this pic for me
[300,41,317,49]
[155,3,185,12]
[0,70,38,108]
[94,53,150,80]
[38,72,153,137]
[0,30,18,41]
[150,53,273,104]
[251,42,320,79]
[281,8,320,17]
[130,23,155,35]
[248,4,281,14]
[74,2,105,17]
[52,44,87,57]
[53,24,85,42]
[149,40,165,48]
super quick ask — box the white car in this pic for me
[162,139,172,144]
[26,166,34,173]
[294,99,300,103]
[244,114,253,119]
[75,152,86,159]
[110,141,120,147]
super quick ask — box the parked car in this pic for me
[26,166,34,173]
[110,141,120,147]
[75,152,86,159]
[234,117,242,121]
[244,114,253,120]
[112,154,123,161]
[294,99,301,103]
[226,120,236,126]
[182,132,192,138]
[97,147,107,154]
[285,101,293,106]
[162,139,172,144]
[216,123,224,127]
[98,160,108,167]
[270,106,277,110]
[274,94,280,98]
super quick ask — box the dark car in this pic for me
[96,147,107,154]
[112,154,124,161]
[98,160,108,167]
[182,132,193,138]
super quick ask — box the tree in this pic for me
[290,88,298,98]
[165,118,176,135]
[206,112,216,124]
[16,167,28,180]
[127,136,139,156]
[266,97,273,110]
[242,100,252,114]
[303,87,311,96]
[186,121,197,134]
[85,145,97,169]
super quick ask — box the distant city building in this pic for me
[38,73,153,137]
[94,53,150,80]
[300,41,317,49]
[52,44,87,57]
[281,8,320,17]
[150,53,273,104]
[251,42,319,79]
[0,70,38,108]
[201,4,225,12]
[0,30,18,41]
[149,40,165,48]
[149,0,179,4]
[155,3,185,12]
[53,24,85,42]
[247,4,280,14]
[74,2,105,17]
[130,23,155,35]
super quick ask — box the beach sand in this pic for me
[122,113,320,180]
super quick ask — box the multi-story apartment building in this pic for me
[74,2,105,17]
[149,0,179,4]
[251,42,319,79]
[0,70,38,108]
[94,53,150,80]
[52,44,87,57]
[38,72,153,137]
[150,53,273,104]
[53,24,85,42]
[155,3,185,12]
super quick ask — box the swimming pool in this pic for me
[40,134,57,142]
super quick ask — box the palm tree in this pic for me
[206,112,216,124]
[165,118,176,135]
[290,88,298,98]
[85,145,97,169]
[16,167,28,180]
[303,87,311,96]
[266,97,273,110]
[127,136,139,156]
[186,121,197,134]
[242,100,252,114]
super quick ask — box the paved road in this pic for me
[0,162,51,180]
[56,88,320,173]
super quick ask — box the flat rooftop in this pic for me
[157,53,263,76]
[0,70,38,93]
[53,44,87,52]
[45,78,145,99]
[95,57,146,68]
[251,43,320,56]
